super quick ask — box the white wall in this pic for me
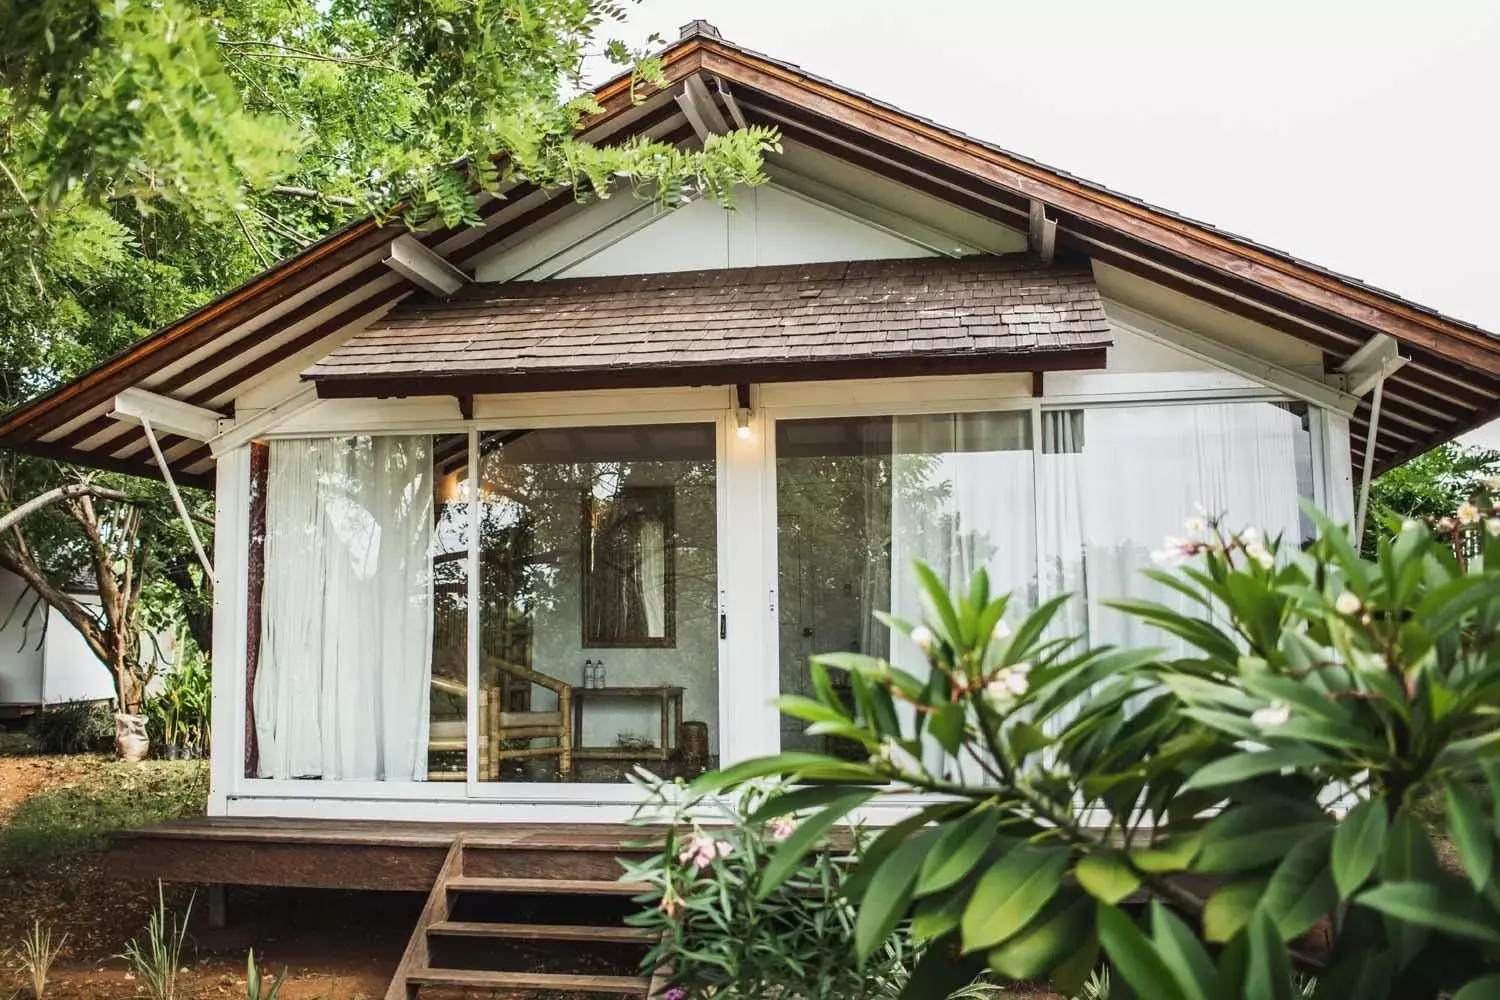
[0,570,44,705]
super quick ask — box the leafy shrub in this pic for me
[33,700,113,755]
[11,920,66,999]
[703,505,1500,1000]
[145,654,212,756]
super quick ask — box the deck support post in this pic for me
[207,884,228,929]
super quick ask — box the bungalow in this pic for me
[1,21,1497,994]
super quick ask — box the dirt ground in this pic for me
[0,755,412,999]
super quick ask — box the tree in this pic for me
[0,0,777,749]
[1364,441,1500,555]
[692,508,1500,1000]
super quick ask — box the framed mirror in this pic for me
[581,485,675,647]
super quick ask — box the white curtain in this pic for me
[888,412,1036,778]
[637,518,667,638]
[255,436,435,781]
[1038,402,1307,655]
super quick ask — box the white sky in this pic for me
[599,0,1500,447]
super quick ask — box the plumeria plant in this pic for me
[687,502,1500,1000]
[624,773,917,1000]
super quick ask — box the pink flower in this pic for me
[677,835,733,870]
[768,818,796,842]
[662,988,686,1000]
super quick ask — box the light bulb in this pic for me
[735,407,752,440]
[736,423,752,440]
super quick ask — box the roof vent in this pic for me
[679,19,721,40]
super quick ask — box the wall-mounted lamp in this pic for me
[735,383,753,440]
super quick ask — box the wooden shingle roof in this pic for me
[305,255,1111,396]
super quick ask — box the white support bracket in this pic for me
[1336,333,1408,397]
[110,387,223,442]
[1028,199,1057,264]
[384,234,469,297]
[714,76,749,130]
[676,74,731,142]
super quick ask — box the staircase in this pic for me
[386,835,662,999]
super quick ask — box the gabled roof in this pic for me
[1,21,1496,487]
[307,255,1110,396]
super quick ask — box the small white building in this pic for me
[0,568,119,714]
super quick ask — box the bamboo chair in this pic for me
[427,660,574,781]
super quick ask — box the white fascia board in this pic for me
[110,387,224,441]
[384,234,468,297]
[1103,300,1361,414]
[1337,333,1409,397]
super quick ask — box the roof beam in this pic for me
[675,74,730,142]
[1337,333,1409,397]
[1028,200,1057,264]
[1103,300,1361,414]
[384,234,469,297]
[109,388,225,442]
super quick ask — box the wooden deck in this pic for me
[110,817,668,891]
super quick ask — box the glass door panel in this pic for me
[472,423,720,785]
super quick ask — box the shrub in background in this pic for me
[32,700,114,755]
[700,505,1500,1000]
[145,653,212,758]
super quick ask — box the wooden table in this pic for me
[571,685,685,762]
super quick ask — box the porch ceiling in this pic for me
[304,255,1111,398]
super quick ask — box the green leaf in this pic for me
[1129,833,1202,873]
[1262,830,1336,940]
[986,892,1092,980]
[1202,877,1267,943]
[917,805,996,897]
[1096,903,1188,1000]
[1074,852,1141,905]
[911,889,967,943]
[960,845,1069,952]
[843,802,968,903]
[1180,745,1331,791]
[743,783,871,825]
[1195,803,1329,874]
[1148,902,1216,1000]
[1331,796,1388,899]
[896,940,986,1000]
[1006,721,1054,761]
[1445,780,1495,890]
[913,560,964,647]
[928,702,965,756]
[1454,974,1500,1000]
[757,789,876,898]
[855,827,938,963]
[1244,906,1293,1000]
[687,752,875,796]
[1357,882,1500,943]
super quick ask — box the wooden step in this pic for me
[427,920,657,943]
[406,967,651,994]
[446,876,650,896]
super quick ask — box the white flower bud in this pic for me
[1334,591,1362,616]
[1250,701,1291,729]
[1458,501,1481,526]
[910,625,936,655]
[991,618,1011,641]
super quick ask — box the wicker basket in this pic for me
[680,721,710,762]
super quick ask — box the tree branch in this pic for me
[264,184,357,207]
[0,482,136,536]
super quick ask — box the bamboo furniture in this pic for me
[428,658,574,781]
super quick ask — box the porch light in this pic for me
[735,382,753,440]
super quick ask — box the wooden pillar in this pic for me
[207,884,228,929]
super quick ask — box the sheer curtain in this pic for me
[637,518,667,639]
[255,435,435,781]
[1038,402,1309,653]
[888,412,1035,776]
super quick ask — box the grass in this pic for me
[0,759,208,870]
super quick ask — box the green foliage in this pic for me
[244,950,284,1000]
[702,505,1500,1000]
[1365,442,1500,556]
[0,759,206,869]
[119,883,193,1000]
[145,652,212,754]
[32,700,114,755]
[625,774,917,1000]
